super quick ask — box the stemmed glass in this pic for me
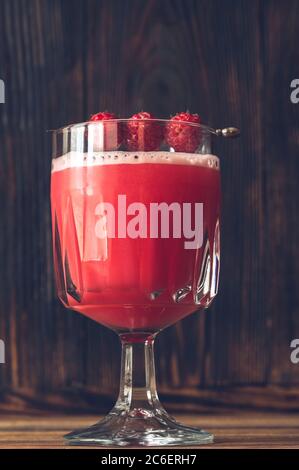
[50,118,220,446]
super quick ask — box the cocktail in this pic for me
[51,112,235,446]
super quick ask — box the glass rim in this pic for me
[49,118,215,135]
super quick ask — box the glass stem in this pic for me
[115,334,162,414]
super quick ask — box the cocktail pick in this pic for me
[212,127,240,138]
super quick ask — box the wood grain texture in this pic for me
[0,0,299,413]
[0,413,299,448]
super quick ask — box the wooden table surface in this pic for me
[0,413,298,449]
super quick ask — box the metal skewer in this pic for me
[212,127,240,138]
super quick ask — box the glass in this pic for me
[50,119,220,446]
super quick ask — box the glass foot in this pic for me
[64,408,213,447]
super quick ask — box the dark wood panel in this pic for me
[263,0,299,384]
[0,0,298,412]
[1,385,299,414]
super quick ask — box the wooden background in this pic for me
[0,0,299,414]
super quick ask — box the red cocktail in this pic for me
[50,115,223,446]
[51,151,220,331]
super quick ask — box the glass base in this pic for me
[64,408,213,447]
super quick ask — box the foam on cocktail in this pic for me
[51,151,219,173]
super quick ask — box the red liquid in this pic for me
[51,154,220,332]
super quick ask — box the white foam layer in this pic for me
[51,151,219,173]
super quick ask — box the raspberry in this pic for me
[165,112,201,153]
[90,111,116,122]
[88,112,122,150]
[125,112,163,151]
